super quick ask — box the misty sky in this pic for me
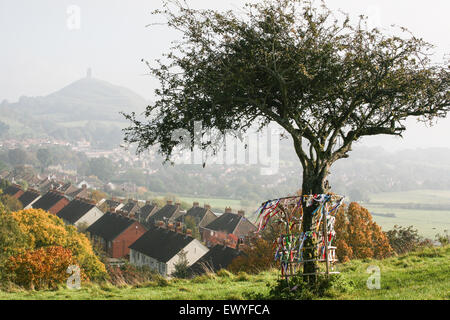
[0,0,449,150]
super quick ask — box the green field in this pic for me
[157,190,450,238]
[153,190,450,238]
[1,246,448,300]
[369,190,450,205]
[366,190,450,239]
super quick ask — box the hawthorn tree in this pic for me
[123,0,449,278]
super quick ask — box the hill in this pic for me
[1,245,448,300]
[2,74,148,122]
[0,74,148,147]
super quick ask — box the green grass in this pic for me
[1,246,448,300]
[335,245,450,300]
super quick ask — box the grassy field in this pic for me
[369,190,450,205]
[1,246,448,300]
[152,190,449,238]
[366,190,450,239]
[156,190,450,238]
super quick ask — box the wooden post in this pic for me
[322,209,330,277]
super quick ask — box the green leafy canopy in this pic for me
[123,0,449,177]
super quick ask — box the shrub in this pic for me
[106,263,157,286]
[171,250,190,279]
[191,273,216,283]
[0,204,31,265]
[386,225,425,255]
[335,203,394,262]
[1,208,106,283]
[216,269,233,278]
[183,216,201,240]
[156,275,170,287]
[5,246,83,290]
[0,195,23,212]
[258,274,354,300]
[228,238,275,274]
[435,230,449,246]
[235,271,250,281]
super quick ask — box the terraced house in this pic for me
[18,189,41,209]
[31,190,70,215]
[136,201,159,224]
[129,226,209,277]
[147,200,184,226]
[188,244,243,276]
[3,184,24,198]
[86,213,147,258]
[176,202,217,228]
[201,208,257,248]
[56,198,104,229]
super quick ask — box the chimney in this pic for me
[166,200,173,205]
[225,207,232,214]
[238,210,245,217]
[193,202,199,207]
[204,204,211,210]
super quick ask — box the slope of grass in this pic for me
[1,246,448,300]
[335,245,450,300]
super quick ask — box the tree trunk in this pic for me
[301,165,329,283]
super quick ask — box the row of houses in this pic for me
[2,183,255,277]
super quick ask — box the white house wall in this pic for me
[166,239,209,276]
[130,249,167,276]
[129,239,209,277]
[75,207,104,228]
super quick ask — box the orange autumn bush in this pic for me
[335,202,394,262]
[6,246,86,290]
[1,208,106,284]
